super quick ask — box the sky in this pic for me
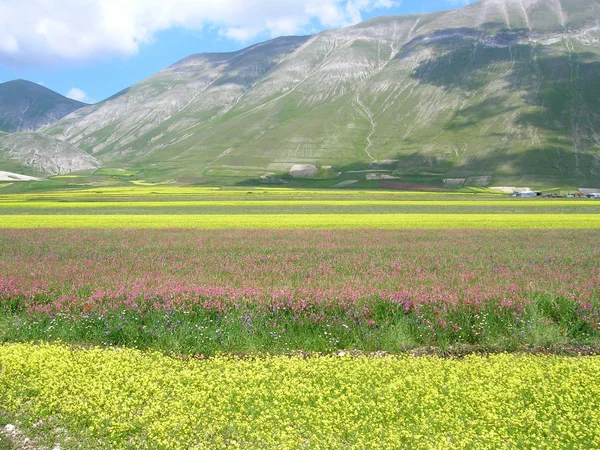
[0,0,474,104]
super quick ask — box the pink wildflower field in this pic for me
[1,229,598,328]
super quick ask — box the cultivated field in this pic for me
[2,345,599,449]
[1,186,599,449]
[1,228,599,353]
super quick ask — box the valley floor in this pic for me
[0,186,599,448]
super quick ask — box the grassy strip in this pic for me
[1,200,598,208]
[1,343,600,449]
[4,206,600,216]
[1,213,600,228]
[2,293,598,355]
[0,186,480,199]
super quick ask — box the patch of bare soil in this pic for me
[1,423,46,450]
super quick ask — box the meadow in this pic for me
[0,186,599,448]
[1,344,599,449]
[1,228,599,354]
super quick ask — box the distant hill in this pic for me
[4,0,600,184]
[0,132,100,175]
[0,80,86,133]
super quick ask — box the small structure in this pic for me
[542,192,563,198]
[289,164,318,178]
[260,174,286,185]
[366,173,400,181]
[465,176,491,187]
[443,178,466,188]
[491,186,529,194]
[511,190,540,198]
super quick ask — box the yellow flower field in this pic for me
[1,344,599,449]
[1,213,600,228]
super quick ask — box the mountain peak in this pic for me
[0,79,87,133]
[1,79,60,94]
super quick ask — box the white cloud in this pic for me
[65,87,90,103]
[0,0,398,66]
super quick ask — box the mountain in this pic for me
[6,0,600,184]
[0,132,100,175]
[0,80,87,133]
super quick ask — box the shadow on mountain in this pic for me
[516,52,600,134]
[402,28,527,92]
[406,27,600,128]
[453,147,592,179]
[401,26,600,181]
[382,145,600,184]
[444,96,518,131]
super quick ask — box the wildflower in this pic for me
[1,344,599,449]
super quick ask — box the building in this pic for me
[511,190,540,198]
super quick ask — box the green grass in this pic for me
[1,213,599,228]
[93,168,136,178]
[0,185,488,199]
[2,294,597,355]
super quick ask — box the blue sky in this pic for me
[0,0,473,103]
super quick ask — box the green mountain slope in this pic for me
[13,0,600,184]
[0,80,87,133]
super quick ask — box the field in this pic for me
[2,213,600,228]
[2,345,600,449]
[1,186,599,448]
[1,228,599,354]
